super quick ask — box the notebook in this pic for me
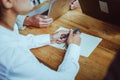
[49,27,102,57]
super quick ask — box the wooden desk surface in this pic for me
[20,8,120,80]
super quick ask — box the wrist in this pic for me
[24,16,32,26]
[50,34,54,44]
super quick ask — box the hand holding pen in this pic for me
[67,29,81,46]
[60,28,80,39]
[50,28,80,45]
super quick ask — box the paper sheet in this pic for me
[49,27,102,57]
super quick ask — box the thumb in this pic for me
[69,29,73,35]
[68,29,73,38]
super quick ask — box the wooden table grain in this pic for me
[20,8,120,80]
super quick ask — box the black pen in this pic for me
[60,28,80,39]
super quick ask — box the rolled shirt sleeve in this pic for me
[57,44,81,80]
[16,15,27,30]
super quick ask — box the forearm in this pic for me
[11,37,81,80]
[57,44,81,79]
[21,34,51,49]
[36,44,81,80]
[23,16,32,27]
[16,15,33,29]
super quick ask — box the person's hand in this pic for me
[67,29,81,46]
[70,0,79,10]
[50,30,69,44]
[24,14,53,28]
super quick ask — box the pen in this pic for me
[60,28,80,39]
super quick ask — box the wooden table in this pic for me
[20,8,120,80]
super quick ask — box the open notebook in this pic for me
[49,27,102,57]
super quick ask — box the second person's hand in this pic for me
[24,14,53,28]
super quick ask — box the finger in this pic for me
[58,30,69,35]
[35,14,43,19]
[39,23,51,27]
[37,14,45,18]
[43,15,49,19]
[56,40,62,44]
[40,18,53,23]
[68,29,73,39]
[58,30,70,39]
[39,20,53,25]
[39,22,52,25]
[70,5,75,9]
[56,40,65,44]
[76,31,80,34]
[39,25,49,28]
[71,5,77,9]
[58,38,67,42]
[40,24,50,27]
[40,15,51,19]
[69,29,73,35]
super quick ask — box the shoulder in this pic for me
[0,43,34,70]
[0,44,20,70]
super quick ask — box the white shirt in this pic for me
[0,24,81,80]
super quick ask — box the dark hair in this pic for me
[0,1,6,20]
[104,49,120,80]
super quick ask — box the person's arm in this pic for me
[57,43,81,80]
[6,29,81,80]
[24,14,53,28]
[16,0,77,30]
[16,14,53,29]
[7,43,81,80]
[20,30,69,49]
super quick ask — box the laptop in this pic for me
[28,0,71,20]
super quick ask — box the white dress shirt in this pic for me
[0,24,81,80]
